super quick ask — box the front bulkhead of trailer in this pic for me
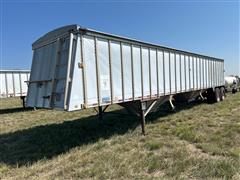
[26,25,224,111]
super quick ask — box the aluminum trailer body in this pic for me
[26,25,224,133]
[0,70,30,98]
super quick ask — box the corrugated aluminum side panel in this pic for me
[0,73,7,97]
[190,56,194,89]
[67,35,84,111]
[6,73,14,95]
[204,58,207,88]
[21,73,29,96]
[13,73,20,96]
[69,34,225,109]
[194,57,197,89]
[150,49,158,97]
[27,42,56,108]
[111,41,123,102]
[132,45,142,99]
[164,51,170,94]
[170,53,176,93]
[142,47,150,97]
[180,54,185,91]
[97,38,112,103]
[157,51,164,95]
[27,36,71,109]
[83,35,98,105]
[122,43,133,100]
[197,57,200,89]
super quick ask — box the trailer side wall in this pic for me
[26,26,224,111]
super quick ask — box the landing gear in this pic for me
[20,96,26,108]
[140,102,146,135]
[98,106,103,120]
[94,105,109,120]
[120,100,158,135]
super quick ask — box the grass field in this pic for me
[0,93,240,179]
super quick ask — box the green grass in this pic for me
[0,93,239,179]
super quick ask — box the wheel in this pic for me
[232,88,236,94]
[220,87,225,101]
[205,89,214,103]
[215,88,220,102]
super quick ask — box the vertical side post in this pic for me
[184,54,187,91]
[131,44,135,100]
[80,33,88,107]
[196,57,198,90]
[174,53,177,93]
[120,42,125,101]
[156,49,159,98]
[140,101,146,135]
[163,51,166,95]
[94,37,101,106]
[205,59,207,88]
[64,33,74,110]
[180,54,182,92]
[108,40,113,104]
[50,38,61,108]
[148,48,152,99]
[5,73,8,97]
[169,52,171,94]
[193,57,195,90]
[189,56,191,90]
[12,72,15,97]
[19,73,23,96]
[199,58,201,89]
[140,46,144,99]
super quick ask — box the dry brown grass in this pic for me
[0,93,239,179]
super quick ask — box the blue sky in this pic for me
[1,1,239,76]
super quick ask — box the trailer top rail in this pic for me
[33,24,223,62]
[0,70,30,73]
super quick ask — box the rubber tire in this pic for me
[220,87,225,101]
[205,89,214,103]
[215,88,220,103]
[232,88,236,94]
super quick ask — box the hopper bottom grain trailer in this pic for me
[1,70,30,107]
[26,25,225,134]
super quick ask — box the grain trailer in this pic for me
[0,70,30,108]
[0,70,30,98]
[26,25,225,134]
